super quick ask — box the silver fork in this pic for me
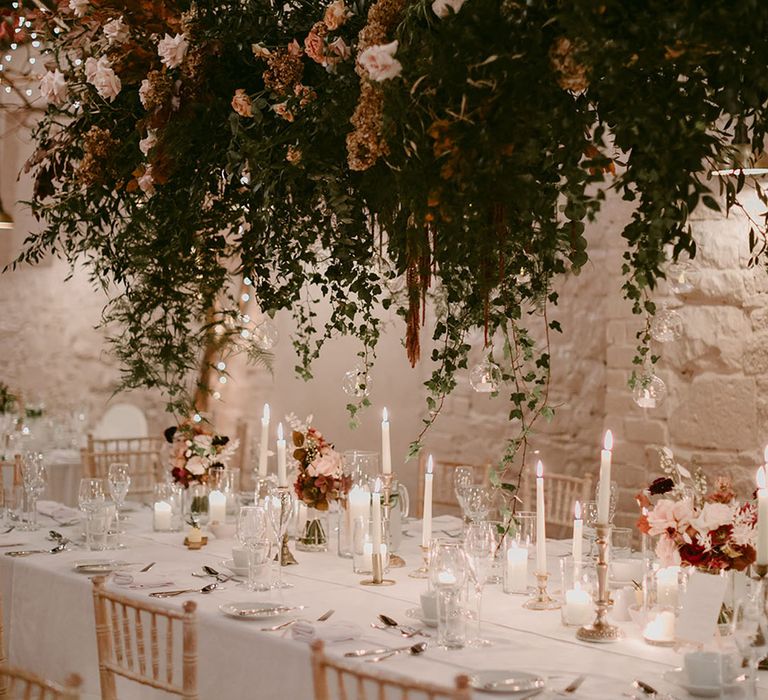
[261,608,335,632]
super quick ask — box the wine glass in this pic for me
[463,485,493,523]
[731,583,768,700]
[463,522,495,646]
[238,506,271,592]
[430,541,469,649]
[21,452,46,531]
[453,467,473,523]
[265,486,294,590]
[108,463,131,549]
[78,478,105,512]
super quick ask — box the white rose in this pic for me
[138,78,151,109]
[432,0,466,18]
[139,130,157,156]
[68,0,88,17]
[186,455,206,476]
[137,165,155,198]
[84,56,121,102]
[40,69,67,106]
[693,502,733,533]
[103,17,129,46]
[358,40,402,82]
[157,33,188,69]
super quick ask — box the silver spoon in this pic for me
[377,614,430,638]
[149,583,218,598]
[262,608,335,632]
[366,642,428,663]
[5,543,67,557]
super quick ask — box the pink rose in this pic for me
[655,535,681,568]
[323,1,348,30]
[646,498,693,536]
[272,102,294,122]
[157,33,188,69]
[304,29,325,65]
[432,0,466,18]
[84,56,121,102]
[328,37,351,61]
[40,69,67,106]
[692,502,733,533]
[308,448,342,479]
[358,40,402,82]
[231,89,253,117]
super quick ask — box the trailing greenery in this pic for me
[12,0,768,483]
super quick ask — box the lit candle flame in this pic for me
[536,460,543,479]
[574,500,581,520]
[383,407,389,423]
[277,422,284,441]
[758,466,766,491]
[603,429,614,451]
[427,455,434,475]
[263,403,270,421]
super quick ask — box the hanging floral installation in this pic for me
[12,0,768,480]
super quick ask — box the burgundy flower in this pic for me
[649,477,675,496]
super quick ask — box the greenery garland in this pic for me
[12,0,768,485]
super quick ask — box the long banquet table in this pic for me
[1,510,765,700]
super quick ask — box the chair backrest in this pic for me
[91,576,198,700]
[416,455,491,517]
[0,665,81,699]
[0,455,21,514]
[81,435,165,502]
[310,640,470,700]
[520,465,593,536]
[93,404,148,440]
[234,419,252,491]
[0,591,6,698]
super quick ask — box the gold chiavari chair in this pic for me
[91,577,198,700]
[0,666,81,699]
[81,435,165,502]
[520,466,593,537]
[311,640,471,700]
[416,455,491,517]
[234,419,253,491]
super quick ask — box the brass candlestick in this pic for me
[380,473,406,568]
[577,523,621,643]
[409,545,430,579]
[361,552,395,586]
[523,572,561,610]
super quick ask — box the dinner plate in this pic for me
[222,559,249,577]
[405,607,437,628]
[468,670,545,695]
[219,601,299,620]
[73,560,127,574]
[662,668,743,697]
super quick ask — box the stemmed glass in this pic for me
[463,522,495,646]
[462,485,493,523]
[265,486,294,590]
[238,505,271,592]
[731,582,768,700]
[20,452,46,531]
[108,463,131,549]
[453,467,473,524]
[78,478,105,512]
[430,541,469,649]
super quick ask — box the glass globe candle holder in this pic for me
[633,373,667,409]
[469,359,501,393]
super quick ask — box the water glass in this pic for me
[610,526,633,560]
[238,506,271,592]
[464,522,495,646]
[86,502,114,551]
[463,485,493,523]
[21,452,46,531]
[265,486,294,589]
[431,541,468,649]
[108,463,131,548]
[453,467,473,522]
[731,580,768,700]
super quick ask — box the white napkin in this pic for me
[36,500,81,525]
[291,621,361,644]
[111,572,175,589]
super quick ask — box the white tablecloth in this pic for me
[1,511,765,700]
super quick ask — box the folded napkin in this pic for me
[36,500,81,525]
[291,621,361,644]
[112,572,175,589]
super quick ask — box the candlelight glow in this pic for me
[758,466,766,491]
[373,477,382,494]
[277,422,284,441]
[382,407,389,422]
[263,403,270,421]
[603,429,613,451]
[536,460,543,478]
[574,501,581,520]
[427,455,434,475]
[764,445,768,463]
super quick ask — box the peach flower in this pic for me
[231,89,253,117]
[323,1,349,30]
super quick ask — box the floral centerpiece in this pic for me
[289,414,349,551]
[637,449,756,573]
[0,383,18,416]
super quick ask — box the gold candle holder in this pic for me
[577,523,622,643]
[409,545,430,579]
[361,552,395,586]
[523,572,561,610]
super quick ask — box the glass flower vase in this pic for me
[184,482,209,526]
[297,506,328,552]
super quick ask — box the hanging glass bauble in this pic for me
[667,261,695,295]
[342,366,371,398]
[650,307,683,343]
[253,319,279,351]
[469,359,501,393]
[632,373,667,409]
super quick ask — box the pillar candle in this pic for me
[372,478,383,554]
[535,460,547,574]
[153,501,172,530]
[757,460,768,566]
[381,408,392,475]
[563,584,593,626]
[572,500,583,580]
[348,484,370,526]
[208,489,226,524]
[656,566,680,607]
[276,422,287,487]
[643,609,675,644]
[422,456,434,549]
[504,541,528,593]
[258,403,270,477]
[597,430,613,525]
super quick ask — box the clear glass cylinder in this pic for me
[437,589,466,649]
[502,535,529,594]
[352,516,390,574]
[184,482,209,526]
[559,556,595,627]
[153,482,182,532]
